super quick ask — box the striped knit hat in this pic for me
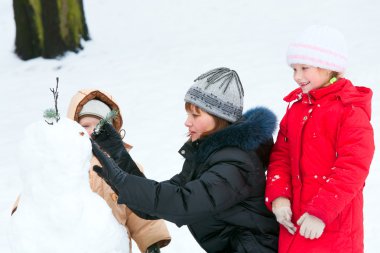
[286,25,348,73]
[184,67,244,123]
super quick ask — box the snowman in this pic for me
[9,118,130,253]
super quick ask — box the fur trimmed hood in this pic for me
[67,89,123,131]
[195,107,277,162]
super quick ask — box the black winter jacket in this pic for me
[115,107,279,253]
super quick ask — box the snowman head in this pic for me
[19,118,92,191]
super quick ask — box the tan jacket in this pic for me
[66,89,171,252]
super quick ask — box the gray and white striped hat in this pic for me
[184,67,244,123]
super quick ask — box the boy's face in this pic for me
[78,116,101,136]
[291,64,332,93]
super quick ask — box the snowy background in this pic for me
[0,0,379,252]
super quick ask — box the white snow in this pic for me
[0,0,379,252]
[9,118,129,253]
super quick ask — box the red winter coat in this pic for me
[265,78,374,253]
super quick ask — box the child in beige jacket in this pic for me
[66,89,171,253]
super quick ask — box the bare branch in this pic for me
[49,77,60,123]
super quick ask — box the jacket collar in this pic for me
[284,79,347,103]
[283,78,373,119]
[179,107,277,163]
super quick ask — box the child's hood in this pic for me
[66,89,123,131]
[339,81,373,120]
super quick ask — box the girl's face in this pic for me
[185,104,216,142]
[78,116,100,136]
[291,64,332,93]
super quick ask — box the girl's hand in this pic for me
[272,197,297,235]
[297,212,325,239]
[91,122,126,160]
[92,123,144,177]
[91,139,125,194]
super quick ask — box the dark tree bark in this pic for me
[40,0,66,58]
[13,0,43,60]
[13,0,90,60]
[78,0,90,41]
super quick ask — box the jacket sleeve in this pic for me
[265,113,293,210]
[126,211,171,252]
[90,160,171,252]
[115,149,261,226]
[123,162,171,252]
[305,106,374,224]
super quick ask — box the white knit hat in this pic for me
[79,99,111,119]
[184,67,244,123]
[286,25,348,73]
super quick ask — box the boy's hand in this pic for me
[272,197,297,235]
[146,243,160,253]
[297,212,325,239]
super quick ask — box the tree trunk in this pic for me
[13,0,43,60]
[13,0,90,60]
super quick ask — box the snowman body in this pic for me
[9,118,129,253]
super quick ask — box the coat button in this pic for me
[303,116,308,120]
[180,150,186,155]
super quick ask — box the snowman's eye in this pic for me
[79,132,85,136]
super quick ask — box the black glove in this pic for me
[93,141,159,218]
[146,243,160,253]
[92,122,144,177]
[92,140,127,195]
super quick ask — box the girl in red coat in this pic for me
[265,25,375,253]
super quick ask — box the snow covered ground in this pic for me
[1,0,379,252]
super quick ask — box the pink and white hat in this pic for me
[286,25,348,73]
